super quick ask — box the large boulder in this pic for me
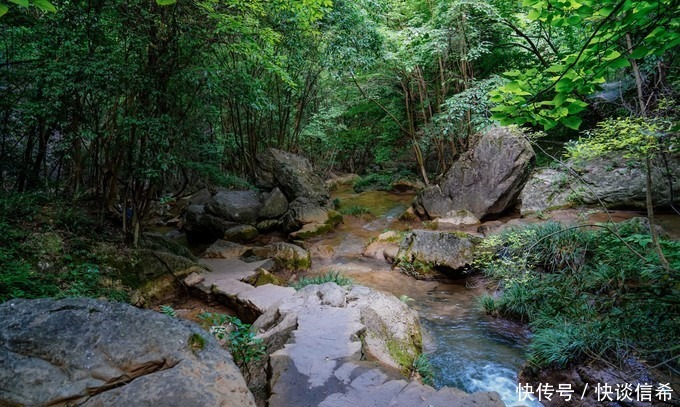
[205,190,262,225]
[248,242,311,270]
[519,153,680,215]
[415,127,535,219]
[395,230,477,278]
[256,148,330,205]
[259,187,289,220]
[0,298,255,407]
[183,204,241,242]
[281,197,342,239]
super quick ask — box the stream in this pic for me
[307,185,545,407]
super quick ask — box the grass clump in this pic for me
[476,221,680,370]
[291,271,353,290]
[411,354,434,386]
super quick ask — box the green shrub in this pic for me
[198,312,266,371]
[477,222,680,369]
[411,354,434,386]
[352,168,418,193]
[291,271,353,290]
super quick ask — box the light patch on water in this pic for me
[465,364,543,407]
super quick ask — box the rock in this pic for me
[0,298,256,407]
[141,232,196,260]
[434,209,480,227]
[391,178,425,192]
[256,148,331,205]
[203,239,250,259]
[347,285,422,370]
[519,153,680,214]
[242,269,288,287]
[205,190,263,225]
[416,127,535,219]
[325,173,359,190]
[281,197,342,239]
[396,230,477,278]
[248,242,311,271]
[251,283,502,407]
[191,258,292,323]
[183,204,241,243]
[224,224,259,243]
[259,187,289,220]
[128,250,206,306]
[363,232,401,263]
[255,219,281,232]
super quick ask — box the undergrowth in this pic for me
[476,221,680,370]
[0,192,128,303]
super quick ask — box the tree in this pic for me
[489,0,679,270]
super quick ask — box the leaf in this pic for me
[156,0,176,5]
[607,57,630,69]
[8,0,28,7]
[527,9,541,20]
[603,50,621,61]
[629,46,650,59]
[0,4,7,16]
[546,64,565,73]
[555,78,575,93]
[567,15,582,25]
[31,0,56,11]
[560,115,582,130]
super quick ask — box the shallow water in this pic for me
[307,186,544,406]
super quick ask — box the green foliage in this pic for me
[198,312,267,369]
[160,305,176,317]
[477,222,680,369]
[565,116,677,161]
[291,271,353,290]
[489,0,679,130]
[339,205,372,216]
[353,169,418,193]
[411,354,434,386]
[188,333,206,351]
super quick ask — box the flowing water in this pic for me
[309,186,545,406]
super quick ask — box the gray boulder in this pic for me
[281,197,342,239]
[204,239,250,259]
[183,204,241,242]
[415,127,535,219]
[0,298,255,407]
[519,153,680,215]
[205,190,263,225]
[248,242,311,270]
[256,148,330,205]
[259,187,289,220]
[396,230,477,278]
[223,224,259,243]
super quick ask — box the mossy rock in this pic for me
[242,269,287,287]
[141,232,196,261]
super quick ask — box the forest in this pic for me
[0,0,679,405]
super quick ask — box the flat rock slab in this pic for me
[192,258,294,323]
[254,283,504,407]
